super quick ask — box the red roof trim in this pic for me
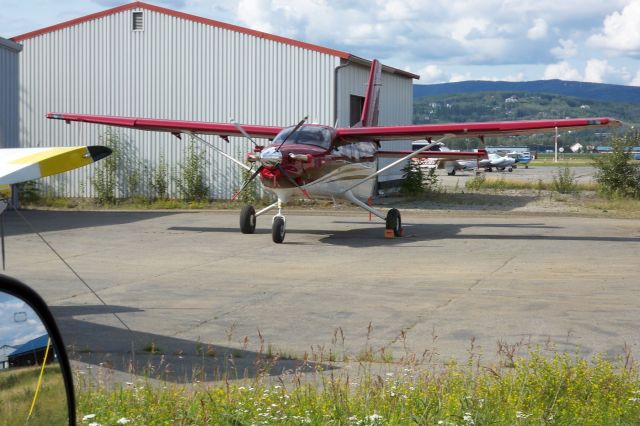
[11,1,350,59]
[11,2,418,79]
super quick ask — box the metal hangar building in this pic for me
[0,37,21,149]
[11,2,418,199]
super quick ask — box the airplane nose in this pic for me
[258,147,283,166]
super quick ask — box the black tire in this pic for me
[272,216,286,243]
[240,205,256,234]
[385,208,402,237]
[447,170,456,176]
[507,167,513,172]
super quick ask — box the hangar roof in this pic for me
[11,1,418,80]
[9,334,49,357]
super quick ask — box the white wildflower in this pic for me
[88,423,101,426]
[117,418,130,424]
[629,397,640,402]
[516,411,531,419]
[463,412,474,424]
[368,413,384,422]
[83,414,96,421]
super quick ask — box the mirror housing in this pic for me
[0,274,75,425]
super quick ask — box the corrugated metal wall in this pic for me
[18,7,340,198]
[18,6,413,199]
[0,37,21,149]
[336,61,413,182]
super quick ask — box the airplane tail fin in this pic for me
[354,59,382,128]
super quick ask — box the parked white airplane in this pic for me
[479,153,516,172]
[412,142,478,176]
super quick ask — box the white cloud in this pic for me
[584,59,610,83]
[588,1,640,57]
[543,61,582,80]
[550,39,578,59]
[630,70,640,86]
[527,18,548,40]
[449,72,472,82]
[418,65,445,83]
[236,0,277,33]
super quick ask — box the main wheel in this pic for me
[385,208,402,237]
[507,167,513,172]
[272,216,286,243]
[447,170,456,176]
[240,205,256,234]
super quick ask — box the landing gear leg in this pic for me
[271,199,286,244]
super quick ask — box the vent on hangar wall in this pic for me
[132,11,144,31]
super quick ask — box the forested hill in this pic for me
[413,92,640,126]
[413,80,640,104]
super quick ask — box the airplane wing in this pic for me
[47,113,283,139]
[335,118,620,141]
[0,146,112,185]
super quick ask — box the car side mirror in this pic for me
[0,274,75,425]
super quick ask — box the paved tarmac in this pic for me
[3,207,640,383]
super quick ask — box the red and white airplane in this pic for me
[48,60,619,243]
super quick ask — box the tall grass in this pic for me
[465,175,596,192]
[77,351,640,425]
[0,365,69,426]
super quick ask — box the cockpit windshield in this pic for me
[272,125,334,150]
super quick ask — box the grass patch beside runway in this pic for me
[0,365,69,425]
[76,352,640,425]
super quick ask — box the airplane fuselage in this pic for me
[250,125,378,202]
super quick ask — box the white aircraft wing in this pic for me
[0,146,111,185]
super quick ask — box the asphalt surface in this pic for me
[3,205,640,383]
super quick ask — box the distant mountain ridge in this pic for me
[413,80,640,104]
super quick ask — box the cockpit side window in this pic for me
[273,126,334,149]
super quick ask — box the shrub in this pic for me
[17,180,40,204]
[465,174,486,190]
[400,160,425,195]
[92,129,121,204]
[551,167,577,194]
[593,134,640,199]
[236,167,259,204]
[175,142,209,202]
[150,155,169,200]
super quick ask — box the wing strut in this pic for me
[185,132,251,171]
[340,135,454,194]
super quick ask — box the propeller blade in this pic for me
[275,116,308,152]
[277,164,312,199]
[231,120,259,147]
[232,166,264,201]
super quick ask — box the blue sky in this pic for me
[0,293,46,347]
[2,0,640,85]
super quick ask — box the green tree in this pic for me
[593,133,640,199]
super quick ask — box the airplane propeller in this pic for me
[233,117,312,200]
